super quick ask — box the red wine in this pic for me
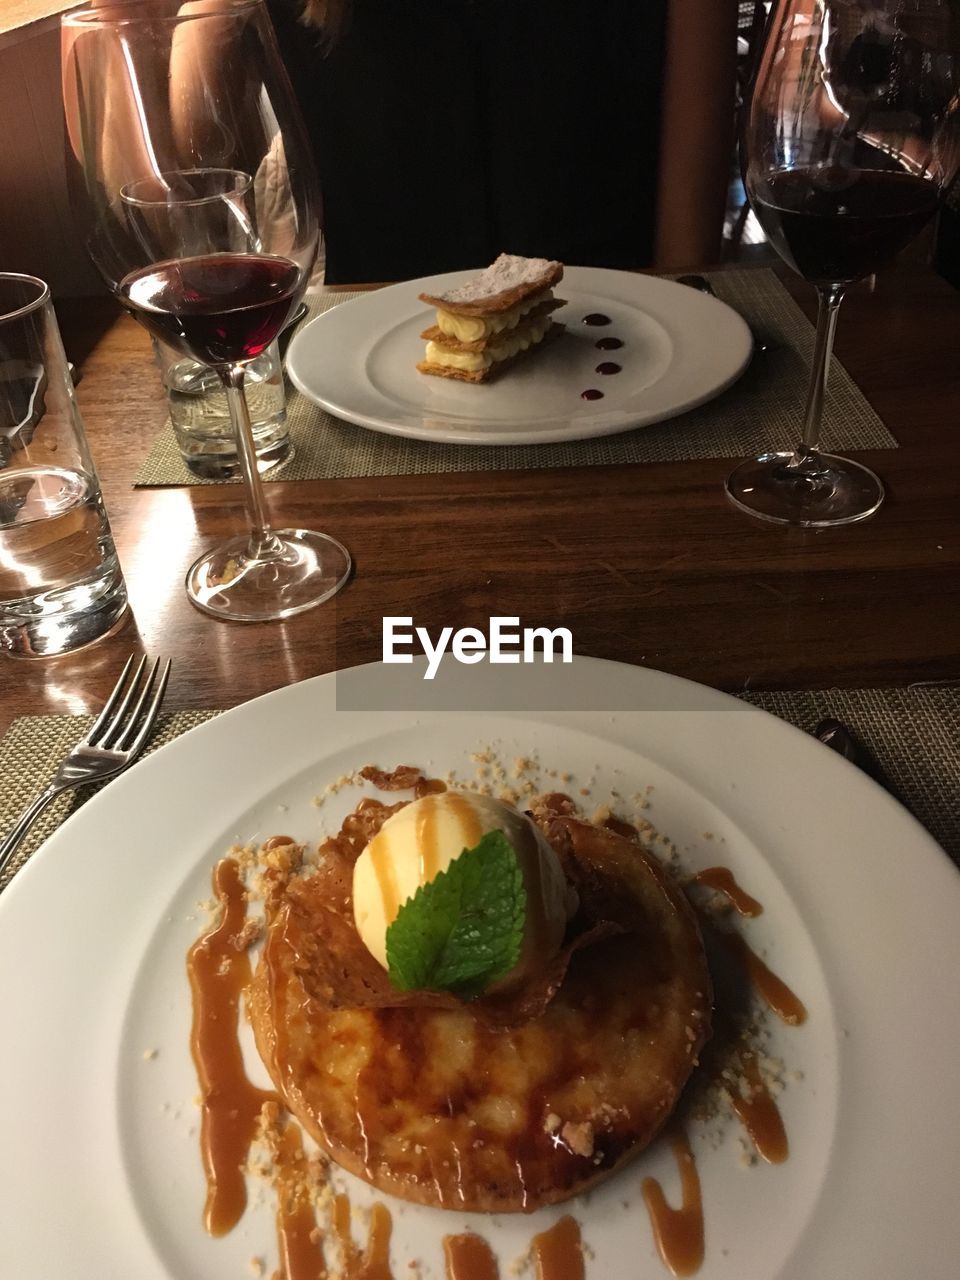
[119,253,302,366]
[751,167,939,285]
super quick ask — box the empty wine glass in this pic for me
[62,0,350,620]
[728,0,960,526]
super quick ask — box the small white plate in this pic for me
[2,658,959,1278]
[287,266,753,445]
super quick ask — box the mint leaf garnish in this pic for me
[385,830,526,999]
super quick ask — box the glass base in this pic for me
[724,451,884,527]
[186,529,351,622]
[1,569,128,658]
[178,430,293,481]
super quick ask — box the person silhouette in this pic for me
[266,0,737,282]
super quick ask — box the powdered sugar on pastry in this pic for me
[419,253,563,314]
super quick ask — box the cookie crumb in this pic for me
[560,1120,595,1158]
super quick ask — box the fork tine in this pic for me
[85,654,136,746]
[99,654,148,750]
[122,659,171,760]
[115,657,160,752]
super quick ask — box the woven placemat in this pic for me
[2,686,956,890]
[0,710,219,890]
[134,268,897,486]
[740,686,960,866]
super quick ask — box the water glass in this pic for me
[122,168,291,480]
[0,273,127,656]
[154,337,291,480]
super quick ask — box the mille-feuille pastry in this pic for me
[416,253,565,383]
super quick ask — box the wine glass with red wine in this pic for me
[729,0,959,526]
[61,1,350,620]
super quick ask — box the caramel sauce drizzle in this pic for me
[641,1131,705,1277]
[692,895,806,1027]
[370,778,450,914]
[446,790,484,854]
[189,856,395,1275]
[690,866,763,917]
[725,1053,788,1164]
[187,856,278,1236]
[531,1216,585,1280]
[720,930,807,1025]
[417,793,441,882]
[444,1232,500,1280]
[369,839,401,929]
[263,905,295,1088]
[415,790,484,883]
[332,1195,394,1279]
[275,1121,328,1279]
[415,776,448,797]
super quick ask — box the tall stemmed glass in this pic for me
[62,1,350,619]
[728,0,959,526]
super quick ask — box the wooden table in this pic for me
[1,263,958,735]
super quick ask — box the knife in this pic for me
[814,717,912,813]
[675,274,778,355]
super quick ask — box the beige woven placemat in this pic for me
[2,686,956,890]
[0,710,218,890]
[740,686,960,865]
[134,268,897,486]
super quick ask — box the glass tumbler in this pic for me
[121,168,291,481]
[154,336,290,481]
[0,273,128,657]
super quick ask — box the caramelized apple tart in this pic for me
[248,787,712,1214]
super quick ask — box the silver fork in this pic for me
[0,655,171,884]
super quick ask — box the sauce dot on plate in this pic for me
[582,313,611,326]
[581,388,604,401]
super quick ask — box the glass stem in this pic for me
[795,284,844,463]
[220,364,283,559]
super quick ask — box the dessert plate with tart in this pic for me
[1,657,959,1279]
[286,261,753,445]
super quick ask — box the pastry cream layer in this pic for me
[425,317,550,371]
[436,292,553,343]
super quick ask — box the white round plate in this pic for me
[1,658,958,1279]
[286,266,753,445]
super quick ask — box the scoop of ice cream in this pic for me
[353,790,574,982]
